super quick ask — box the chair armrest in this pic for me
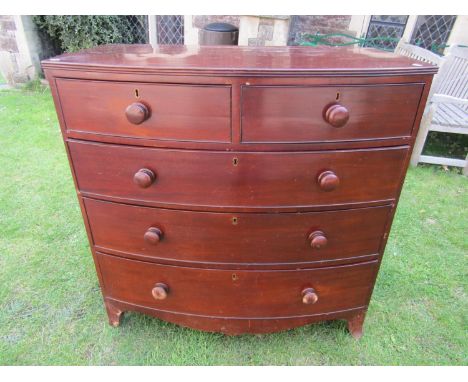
[431,94,468,105]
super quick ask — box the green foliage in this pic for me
[300,33,401,51]
[423,131,468,160]
[21,78,48,93]
[32,16,137,52]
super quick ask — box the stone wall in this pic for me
[288,15,354,45]
[192,15,241,29]
[0,16,43,85]
[241,16,290,46]
[193,15,241,44]
[184,15,356,47]
[185,15,240,45]
[185,15,290,46]
[0,15,24,84]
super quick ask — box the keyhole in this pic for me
[232,273,238,281]
[335,92,340,101]
[232,157,239,166]
[134,89,140,98]
[231,217,238,225]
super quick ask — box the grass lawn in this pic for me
[0,88,466,366]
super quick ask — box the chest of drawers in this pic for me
[42,44,436,338]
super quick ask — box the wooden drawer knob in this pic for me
[152,283,169,300]
[133,168,156,188]
[317,170,340,191]
[144,227,163,245]
[125,102,150,125]
[324,104,349,127]
[302,288,319,305]
[309,231,328,249]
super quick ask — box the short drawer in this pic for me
[56,78,231,143]
[97,253,377,318]
[85,198,390,266]
[241,84,424,143]
[69,140,408,210]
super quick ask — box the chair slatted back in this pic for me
[396,42,468,108]
[436,46,468,105]
[395,40,442,65]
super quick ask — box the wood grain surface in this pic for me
[42,44,436,336]
[85,198,390,267]
[69,140,408,211]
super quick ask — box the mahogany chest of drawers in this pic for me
[42,44,436,338]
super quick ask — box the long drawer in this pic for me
[85,198,390,266]
[69,140,408,210]
[241,83,423,143]
[97,252,378,318]
[56,79,232,143]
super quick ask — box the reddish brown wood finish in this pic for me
[103,298,367,334]
[125,102,150,125]
[302,288,319,305]
[241,84,423,143]
[347,309,367,339]
[56,78,232,143]
[84,197,390,267]
[151,283,169,300]
[308,231,328,249]
[97,252,377,319]
[143,227,163,245]
[42,44,437,76]
[324,104,350,128]
[42,44,436,337]
[133,168,156,188]
[105,299,123,327]
[69,140,408,211]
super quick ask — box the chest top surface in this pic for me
[42,44,438,76]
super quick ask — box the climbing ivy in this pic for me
[33,16,138,53]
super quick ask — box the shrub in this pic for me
[33,16,139,52]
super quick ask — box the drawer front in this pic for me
[241,84,423,143]
[56,79,231,143]
[85,198,390,265]
[97,253,377,318]
[69,141,408,209]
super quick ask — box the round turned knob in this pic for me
[125,102,150,125]
[133,168,156,188]
[317,170,340,192]
[144,227,163,245]
[324,104,349,128]
[309,231,328,249]
[302,288,319,305]
[151,283,169,300]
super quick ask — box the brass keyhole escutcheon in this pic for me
[232,273,238,281]
[232,157,239,166]
[231,217,238,225]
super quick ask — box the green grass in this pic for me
[0,88,467,366]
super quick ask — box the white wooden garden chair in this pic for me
[396,40,468,175]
